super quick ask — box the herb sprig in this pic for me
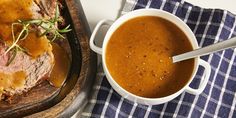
[4,4,71,65]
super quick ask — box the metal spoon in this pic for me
[172,37,236,63]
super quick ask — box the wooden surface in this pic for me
[0,0,97,117]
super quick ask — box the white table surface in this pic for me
[80,0,236,31]
[72,0,236,117]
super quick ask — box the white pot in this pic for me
[90,9,211,105]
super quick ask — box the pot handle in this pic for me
[90,19,114,55]
[185,59,211,95]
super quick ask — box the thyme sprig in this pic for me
[4,4,71,66]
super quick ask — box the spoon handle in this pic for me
[172,37,236,63]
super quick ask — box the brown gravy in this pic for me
[49,43,70,87]
[0,0,33,42]
[0,71,26,90]
[106,16,194,98]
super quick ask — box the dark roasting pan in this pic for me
[0,0,96,117]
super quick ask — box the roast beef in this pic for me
[0,49,54,101]
[0,0,57,101]
[32,0,57,19]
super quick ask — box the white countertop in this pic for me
[80,0,236,31]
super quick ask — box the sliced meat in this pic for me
[0,46,54,101]
[32,0,57,19]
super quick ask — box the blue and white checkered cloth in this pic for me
[81,0,236,117]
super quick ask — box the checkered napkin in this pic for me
[81,0,236,117]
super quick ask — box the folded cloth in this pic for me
[81,0,236,117]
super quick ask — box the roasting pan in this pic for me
[0,0,97,117]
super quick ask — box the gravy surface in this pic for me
[49,43,70,87]
[106,16,194,98]
[0,71,26,96]
[0,0,33,42]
